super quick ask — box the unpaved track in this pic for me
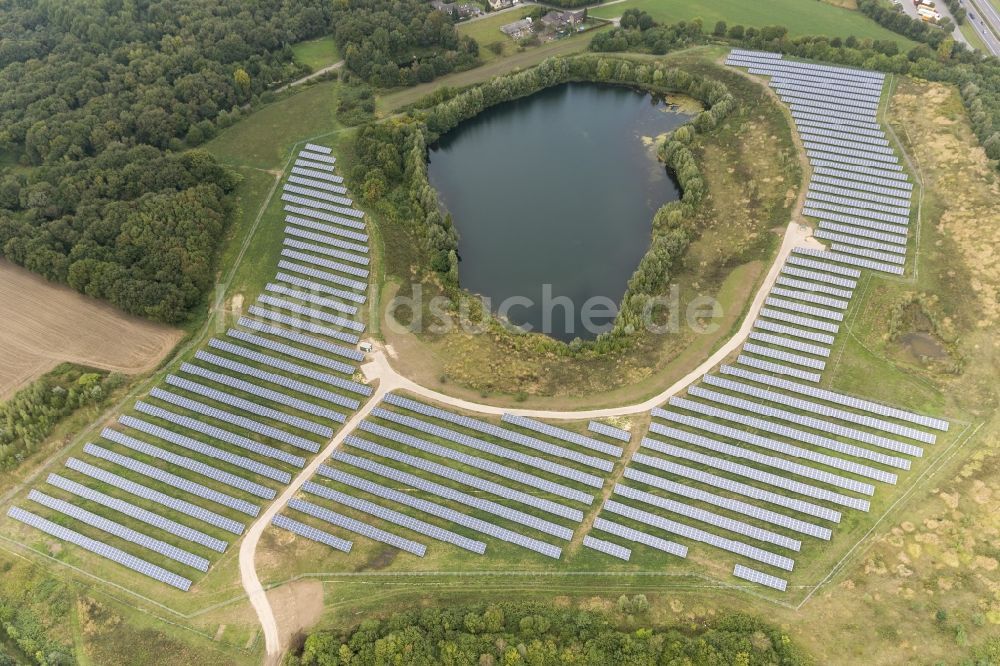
[240,221,822,663]
[0,260,183,399]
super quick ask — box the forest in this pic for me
[286,600,808,665]
[0,0,332,322]
[0,364,123,472]
[331,0,479,88]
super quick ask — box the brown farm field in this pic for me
[0,260,184,399]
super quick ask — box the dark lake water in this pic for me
[428,82,692,342]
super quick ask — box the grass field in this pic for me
[457,8,535,63]
[204,81,341,170]
[590,0,917,44]
[290,36,340,72]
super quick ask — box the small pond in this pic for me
[428,82,693,341]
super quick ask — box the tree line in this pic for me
[0,365,124,473]
[331,0,479,89]
[287,600,808,665]
[0,0,333,322]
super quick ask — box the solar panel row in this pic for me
[149,388,320,453]
[333,450,575,540]
[591,517,687,557]
[500,414,623,457]
[582,535,631,561]
[272,514,352,552]
[288,497,426,556]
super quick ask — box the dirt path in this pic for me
[274,61,344,95]
[0,260,183,400]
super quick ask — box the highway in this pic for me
[963,0,1000,55]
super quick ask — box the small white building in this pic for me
[489,0,519,11]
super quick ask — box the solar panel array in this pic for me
[217,331,355,379]
[630,452,841,522]
[663,399,907,475]
[83,443,260,516]
[7,144,381,590]
[193,350,360,410]
[65,456,246,534]
[315,466,562,559]
[357,420,594,504]
[720,364,949,430]
[289,497,427,556]
[702,374,935,444]
[604,500,795,571]
[304,478,490,554]
[343,435,583,520]
[337,450,574,540]
[622,467,831,540]
[164,375,334,436]
[588,421,632,442]
[8,507,193,591]
[284,225,367,255]
[370,407,605,486]
[28,490,210,571]
[731,48,915,276]
[266,281,359,314]
[47,473,227,552]
[149,388,320,453]
[134,401,305,467]
[100,428,276,499]
[119,414,292,483]
[382,394,613,472]
[614,484,801,551]
[177,363,345,423]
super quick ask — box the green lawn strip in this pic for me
[204,81,341,170]
[291,36,340,72]
[590,0,917,45]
